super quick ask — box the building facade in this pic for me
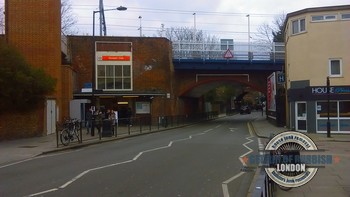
[284,5,350,133]
[68,36,179,121]
[2,0,75,139]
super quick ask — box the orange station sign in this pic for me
[102,55,131,61]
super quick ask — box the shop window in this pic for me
[329,59,342,77]
[317,101,337,117]
[317,119,338,131]
[339,101,350,117]
[292,18,306,35]
[316,101,350,132]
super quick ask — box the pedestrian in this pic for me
[86,108,92,134]
[94,109,103,134]
[114,109,119,126]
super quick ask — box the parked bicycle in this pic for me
[59,118,81,146]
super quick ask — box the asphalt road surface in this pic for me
[0,113,261,197]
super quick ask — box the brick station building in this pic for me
[68,36,180,121]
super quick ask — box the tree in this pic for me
[0,1,78,35]
[158,26,219,43]
[255,14,286,44]
[0,41,56,112]
[61,0,78,35]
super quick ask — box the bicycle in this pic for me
[60,118,81,146]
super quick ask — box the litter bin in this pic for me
[102,119,113,137]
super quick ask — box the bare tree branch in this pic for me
[61,0,78,35]
[254,14,286,44]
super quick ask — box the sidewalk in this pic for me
[249,116,350,197]
[0,126,163,166]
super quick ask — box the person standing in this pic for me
[86,109,92,134]
[94,109,103,134]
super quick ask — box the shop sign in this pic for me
[311,86,350,95]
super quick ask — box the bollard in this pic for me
[91,117,95,136]
[79,121,83,143]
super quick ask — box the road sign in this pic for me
[277,72,285,83]
[223,49,233,59]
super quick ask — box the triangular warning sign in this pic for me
[224,49,233,59]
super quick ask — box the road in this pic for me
[0,113,260,197]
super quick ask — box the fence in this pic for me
[172,41,285,62]
[56,112,219,147]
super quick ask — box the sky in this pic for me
[1,0,349,42]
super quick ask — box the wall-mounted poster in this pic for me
[136,102,150,114]
[267,72,276,111]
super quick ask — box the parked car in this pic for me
[240,105,251,114]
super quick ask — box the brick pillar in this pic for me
[5,0,62,134]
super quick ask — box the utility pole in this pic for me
[193,13,196,42]
[99,0,106,36]
[138,16,142,37]
[246,14,251,60]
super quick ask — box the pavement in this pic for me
[248,116,350,197]
[1,115,350,197]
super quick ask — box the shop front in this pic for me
[288,85,350,133]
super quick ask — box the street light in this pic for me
[246,14,251,60]
[138,16,142,37]
[327,76,331,138]
[93,6,127,37]
[90,5,127,136]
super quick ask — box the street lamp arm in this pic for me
[104,6,127,12]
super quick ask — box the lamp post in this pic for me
[91,6,127,136]
[138,16,142,37]
[246,14,251,60]
[327,76,331,138]
[193,13,196,42]
[93,6,127,37]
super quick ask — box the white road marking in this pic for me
[27,125,219,196]
[222,136,254,197]
[0,149,83,169]
[229,128,237,132]
[27,188,58,197]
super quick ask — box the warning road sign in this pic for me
[223,49,233,59]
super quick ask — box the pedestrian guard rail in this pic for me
[56,111,218,147]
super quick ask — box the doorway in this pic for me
[46,100,57,135]
[295,102,307,132]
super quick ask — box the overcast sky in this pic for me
[1,0,349,42]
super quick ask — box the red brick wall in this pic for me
[0,107,44,140]
[69,36,178,116]
[3,0,62,139]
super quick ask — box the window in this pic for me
[329,59,342,77]
[311,15,337,22]
[97,65,132,90]
[292,18,306,35]
[316,101,350,132]
[341,13,350,20]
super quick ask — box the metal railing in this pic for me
[56,112,219,147]
[172,41,285,62]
